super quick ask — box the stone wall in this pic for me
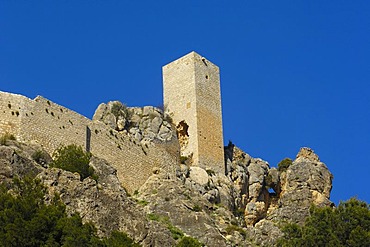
[194,54,224,173]
[0,91,179,193]
[163,51,224,173]
[0,92,24,137]
[163,53,198,159]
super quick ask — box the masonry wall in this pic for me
[163,52,224,173]
[163,52,199,159]
[20,96,89,153]
[194,56,224,173]
[0,92,24,138]
[88,120,179,192]
[0,91,178,193]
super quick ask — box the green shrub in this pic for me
[225,224,246,237]
[0,177,140,247]
[277,158,293,172]
[111,102,131,119]
[278,198,370,246]
[168,224,184,240]
[176,236,203,247]
[32,150,44,162]
[31,150,50,165]
[234,207,245,218]
[103,231,141,247]
[192,205,202,212]
[50,144,94,181]
[147,213,184,240]
[0,133,16,145]
[147,213,161,221]
[180,156,188,164]
[136,199,149,206]
[111,102,123,118]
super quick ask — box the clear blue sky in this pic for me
[1,1,369,205]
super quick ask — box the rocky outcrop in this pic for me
[222,144,333,246]
[0,140,47,182]
[0,138,334,246]
[38,159,176,246]
[270,147,333,224]
[137,173,229,247]
[93,101,175,144]
[0,140,175,246]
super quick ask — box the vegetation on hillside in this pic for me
[277,158,293,172]
[146,213,204,246]
[176,236,203,247]
[0,133,16,145]
[278,198,370,247]
[50,144,96,181]
[0,176,140,247]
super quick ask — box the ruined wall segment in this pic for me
[0,92,25,138]
[163,51,225,173]
[0,91,178,193]
[21,96,89,153]
[88,120,179,192]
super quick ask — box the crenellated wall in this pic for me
[0,91,179,193]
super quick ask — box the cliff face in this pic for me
[0,137,333,246]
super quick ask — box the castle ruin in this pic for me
[0,51,225,192]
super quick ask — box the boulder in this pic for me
[189,167,209,186]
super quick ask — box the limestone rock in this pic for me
[92,101,128,130]
[268,148,333,224]
[116,117,126,131]
[296,147,320,162]
[248,159,268,185]
[222,143,334,244]
[138,173,228,247]
[104,113,117,130]
[150,117,162,133]
[189,166,209,186]
[266,168,280,194]
[245,201,266,225]
[93,101,176,144]
[0,139,335,247]
[0,141,47,181]
[92,103,108,121]
[246,220,282,247]
[0,141,175,246]
[38,166,152,241]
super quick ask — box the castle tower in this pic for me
[163,51,225,173]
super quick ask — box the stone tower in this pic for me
[163,51,224,173]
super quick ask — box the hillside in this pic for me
[0,129,334,246]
